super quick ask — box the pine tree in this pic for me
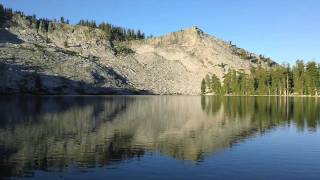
[201,79,206,94]
[270,66,287,95]
[48,22,54,33]
[202,60,319,96]
[137,30,142,39]
[245,74,255,95]
[60,16,65,24]
[230,70,238,94]
[211,74,222,95]
[38,20,44,32]
[293,60,305,95]
[305,61,319,95]
[223,70,233,94]
[238,71,248,95]
[285,64,294,95]
[0,4,5,25]
[253,66,270,95]
[204,74,211,92]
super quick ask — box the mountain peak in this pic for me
[188,26,202,32]
[153,26,206,43]
[179,26,204,36]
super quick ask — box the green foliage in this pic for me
[293,60,305,94]
[201,74,223,95]
[238,50,252,60]
[34,16,68,33]
[59,17,69,24]
[98,22,112,39]
[201,96,320,131]
[78,19,97,28]
[48,22,54,33]
[113,44,135,56]
[305,61,319,95]
[202,60,320,96]
[201,79,206,94]
[254,66,271,95]
[60,16,65,24]
[211,74,222,95]
[64,41,68,48]
[270,66,286,95]
[78,19,145,42]
[0,4,5,25]
[223,70,234,94]
[0,4,13,26]
[58,48,79,56]
[222,70,256,95]
[231,43,275,67]
[259,55,273,64]
[238,72,254,95]
[217,63,227,69]
[0,3,145,42]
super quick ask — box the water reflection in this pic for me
[0,96,319,177]
[201,96,320,131]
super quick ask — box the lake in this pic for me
[0,96,320,179]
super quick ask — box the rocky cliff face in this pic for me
[0,14,275,95]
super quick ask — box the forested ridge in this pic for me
[0,4,146,42]
[202,60,320,96]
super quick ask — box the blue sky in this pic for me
[1,0,319,64]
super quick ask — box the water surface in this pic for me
[1,96,320,179]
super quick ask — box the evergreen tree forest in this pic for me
[0,4,66,33]
[0,4,145,42]
[0,4,14,26]
[201,60,320,96]
[78,20,145,41]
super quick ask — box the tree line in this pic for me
[0,4,145,42]
[78,19,145,41]
[0,4,14,25]
[0,4,70,32]
[201,60,320,96]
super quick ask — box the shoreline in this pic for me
[207,94,320,98]
[0,94,320,98]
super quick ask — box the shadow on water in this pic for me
[0,29,23,44]
[0,96,141,177]
[0,96,133,126]
[0,96,319,178]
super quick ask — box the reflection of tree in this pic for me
[0,96,319,177]
[201,96,320,132]
[200,96,222,115]
[0,96,139,177]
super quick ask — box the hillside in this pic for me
[0,9,276,95]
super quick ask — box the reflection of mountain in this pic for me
[0,96,319,177]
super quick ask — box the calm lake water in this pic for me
[1,96,320,180]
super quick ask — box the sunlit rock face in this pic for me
[0,14,275,95]
[0,96,319,177]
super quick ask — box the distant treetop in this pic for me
[0,3,145,42]
[78,19,145,41]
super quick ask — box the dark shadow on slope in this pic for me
[0,62,153,95]
[0,28,23,44]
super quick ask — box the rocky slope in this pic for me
[0,14,275,95]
